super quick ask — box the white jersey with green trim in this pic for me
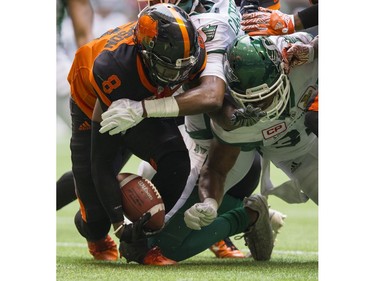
[192,0,243,55]
[211,32,318,160]
[184,0,244,149]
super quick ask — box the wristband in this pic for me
[143,96,180,117]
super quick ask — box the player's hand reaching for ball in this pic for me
[184,198,218,230]
[119,213,163,243]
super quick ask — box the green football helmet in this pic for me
[224,35,290,121]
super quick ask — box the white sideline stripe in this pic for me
[273,250,318,256]
[56,242,318,255]
[57,242,87,248]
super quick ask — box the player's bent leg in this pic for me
[151,192,246,261]
[74,211,118,261]
[56,171,76,210]
[210,152,262,258]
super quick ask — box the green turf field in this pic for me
[57,136,318,281]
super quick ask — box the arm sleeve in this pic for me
[298,4,318,29]
[91,121,125,223]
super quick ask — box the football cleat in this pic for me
[87,235,118,261]
[269,208,287,245]
[241,194,274,261]
[142,246,177,266]
[209,238,245,258]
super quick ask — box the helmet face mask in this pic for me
[135,3,201,87]
[141,50,198,85]
[224,35,290,121]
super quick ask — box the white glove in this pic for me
[184,198,218,230]
[99,99,144,135]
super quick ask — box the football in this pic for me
[117,172,165,231]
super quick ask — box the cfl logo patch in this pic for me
[262,122,286,139]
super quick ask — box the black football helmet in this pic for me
[134,3,201,87]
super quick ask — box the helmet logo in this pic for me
[260,37,281,67]
[137,15,158,49]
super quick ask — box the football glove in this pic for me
[231,104,267,127]
[282,41,315,74]
[120,212,163,243]
[99,98,144,135]
[184,198,218,230]
[241,7,295,36]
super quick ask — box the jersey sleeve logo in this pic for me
[200,24,218,42]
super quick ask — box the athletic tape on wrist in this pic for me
[144,96,179,117]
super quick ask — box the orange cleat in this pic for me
[88,235,118,261]
[142,246,177,265]
[209,238,245,258]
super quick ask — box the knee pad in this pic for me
[74,211,111,241]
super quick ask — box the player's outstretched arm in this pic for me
[100,75,226,135]
[184,138,241,230]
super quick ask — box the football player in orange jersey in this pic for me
[68,3,206,265]
[56,0,94,210]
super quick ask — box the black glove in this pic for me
[231,104,267,127]
[120,212,164,243]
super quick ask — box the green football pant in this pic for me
[149,187,250,261]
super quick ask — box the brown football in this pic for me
[117,172,165,230]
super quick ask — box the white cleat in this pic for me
[269,208,287,245]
